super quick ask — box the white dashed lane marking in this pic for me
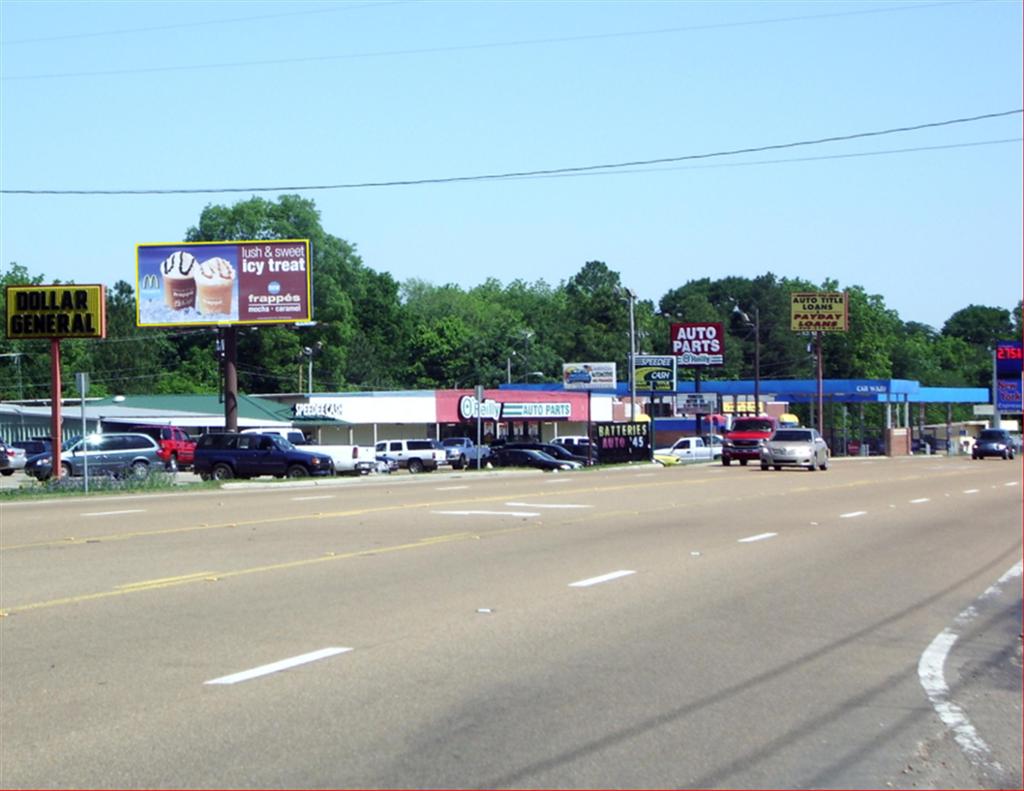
[569,570,636,588]
[840,511,867,519]
[81,509,146,517]
[205,647,353,686]
[505,502,591,509]
[433,510,539,518]
[910,498,930,504]
[738,533,778,543]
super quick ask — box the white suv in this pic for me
[374,439,446,473]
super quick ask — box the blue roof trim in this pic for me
[502,379,986,403]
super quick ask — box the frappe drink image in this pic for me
[196,257,236,315]
[161,251,197,310]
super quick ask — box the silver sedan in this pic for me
[760,428,830,471]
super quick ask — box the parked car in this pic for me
[373,439,446,473]
[25,433,162,480]
[493,448,581,472]
[760,428,830,471]
[243,428,373,475]
[440,437,490,469]
[502,441,593,467]
[11,438,52,459]
[654,436,715,463]
[700,434,725,459]
[193,432,334,480]
[971,429,1016,460]
[0,438,27,476]
[551,435,599,463]
[129,424,197,471]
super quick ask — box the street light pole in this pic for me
[620,287,637,420]
[733,305,761,415]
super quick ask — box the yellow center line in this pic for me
[0,532,486,616]
[0,468,978,617]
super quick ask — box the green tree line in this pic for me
[2,196,1020,428]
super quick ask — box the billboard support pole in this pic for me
[816,332,824,436]
[224,326,238,432]
[50,339,62,478]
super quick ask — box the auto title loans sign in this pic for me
[6,285,107,339]
[790,292,849,332]
[671,322,724,366]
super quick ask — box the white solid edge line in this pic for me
[840,511,867,518]
[738,532,778,543]
[917,560,1023,773]
[205,647,352,685]
[570,570,636,588]
[81,509,147,517]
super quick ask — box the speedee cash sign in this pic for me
[671,322,724,366]
[136,240,312,327]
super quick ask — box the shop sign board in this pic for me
[634,355,676,391]
[995,340,1022,412]
[562,362,617,390]
[594,421,651,463]
[790,291,849,332]
[136,240,312,327]
[457,394,571,420]
[679,393,719,414]
[670,322,724,366]
[6,284,107,339]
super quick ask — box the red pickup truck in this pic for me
[722,416,777,466]
[130,425,197,471]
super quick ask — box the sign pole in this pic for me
[475,385,484,471]
[77,372,90,493]
[50,339,62,479]
[816,332,824,435]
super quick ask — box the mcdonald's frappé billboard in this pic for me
[136,240,312,327]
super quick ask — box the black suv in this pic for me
[971,429,1016,460]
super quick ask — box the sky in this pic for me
[1,0,1021,331]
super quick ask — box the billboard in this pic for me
[670,322,724,366]
[136,240,312,327]
[562,362,617,390]
[634,355,676,391]
[593,421,651,463]
[6,284,107,339]
[790,292,849,332]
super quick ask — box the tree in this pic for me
[942,305,1014,348]
[185,195,407,392]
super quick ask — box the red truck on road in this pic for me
[721,416,777,466]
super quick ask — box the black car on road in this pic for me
[972,429,1016,460]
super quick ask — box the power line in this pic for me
[2,1,972,81]
[509,138,1022,181]
[0,2,405,46]
[3,109,1019,196]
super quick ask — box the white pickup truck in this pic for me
[653,436,716,463]
[240,428,374,475]
[439,437,491,469]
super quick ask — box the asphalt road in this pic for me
[1,456,1020,789]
